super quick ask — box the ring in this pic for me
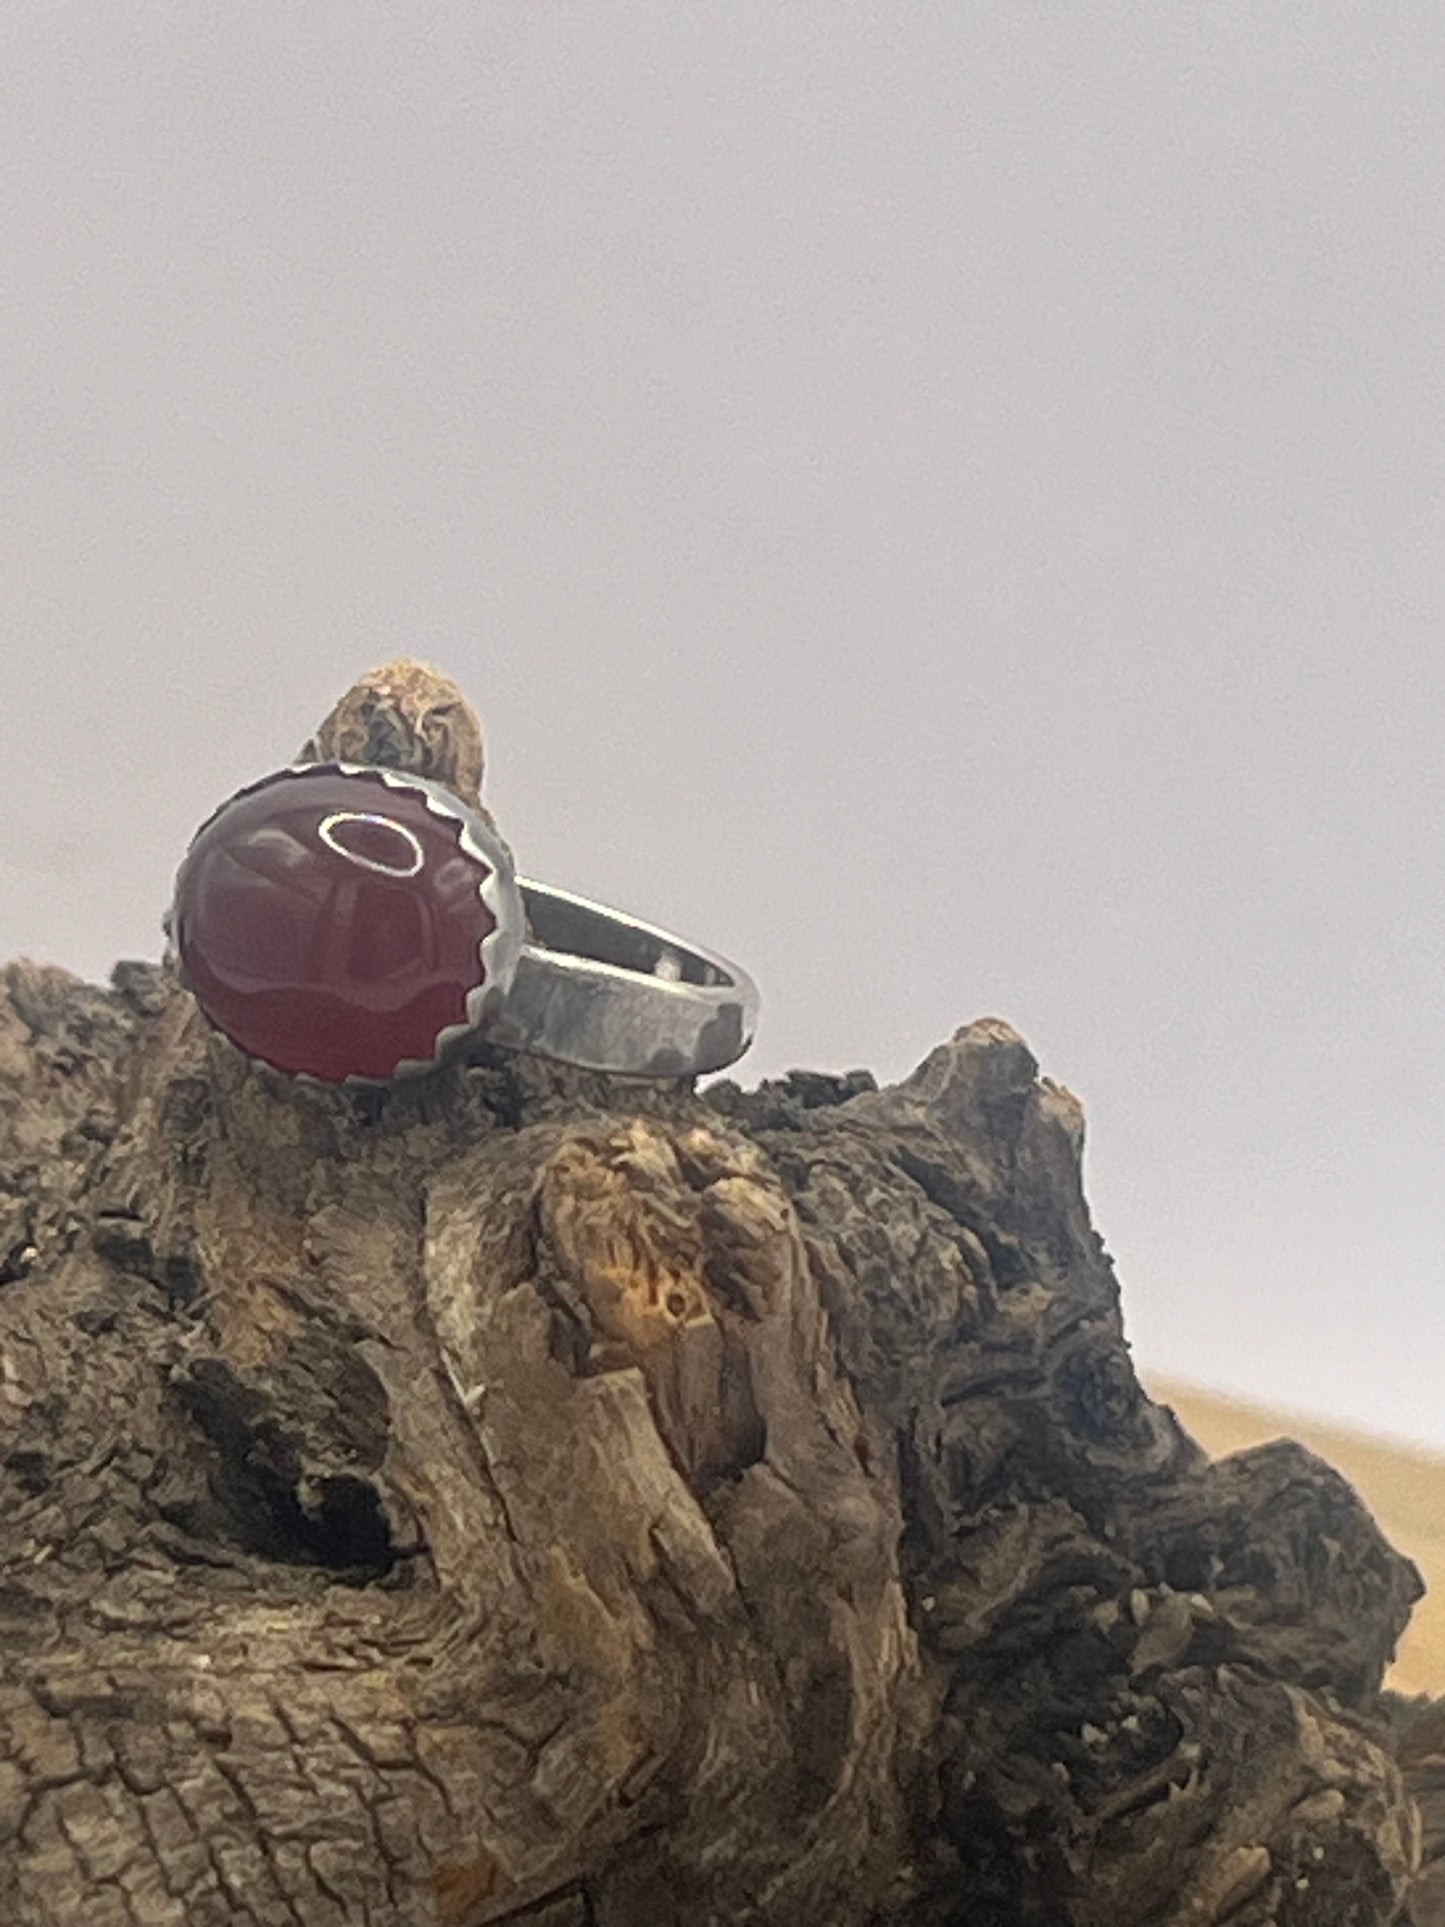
[168,762,759,1085]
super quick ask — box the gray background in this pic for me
[3,5,1441,1444]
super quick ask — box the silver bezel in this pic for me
[170,760,525,1090]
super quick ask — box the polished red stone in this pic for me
[172,766,499,1081]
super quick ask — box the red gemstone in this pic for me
[172,766,504,1081]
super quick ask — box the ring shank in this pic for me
[480,880,759,1077]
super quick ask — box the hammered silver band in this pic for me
[494,881,759,1078]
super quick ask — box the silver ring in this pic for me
[170,761,758,1084]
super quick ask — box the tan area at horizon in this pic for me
[1150,1380,1445,1698]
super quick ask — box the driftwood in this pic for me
[0,663,1436,1925]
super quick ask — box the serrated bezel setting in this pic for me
[170,760,524,1088]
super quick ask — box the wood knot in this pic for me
[537,1118,797,1488]
[297,658,487,813]
[540,1121,711,1356]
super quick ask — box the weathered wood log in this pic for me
[0,666,1430,1925]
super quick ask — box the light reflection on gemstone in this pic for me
[317,810,426,878]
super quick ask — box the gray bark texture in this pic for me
[0,666,1438,1926]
